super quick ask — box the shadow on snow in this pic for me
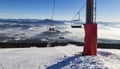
[46,53,82,69]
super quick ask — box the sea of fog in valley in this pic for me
[0,19,120,44]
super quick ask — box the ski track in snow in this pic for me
[0,45,120,69]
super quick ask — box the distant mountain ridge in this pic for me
[0,19,64,24]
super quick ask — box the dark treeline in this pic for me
[0,42,47,48]
[0,42,120,49]
[69,42,120,49]
[0,41,68,48]
[97,43,120,49]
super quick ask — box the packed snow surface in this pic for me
[0,44,120,69]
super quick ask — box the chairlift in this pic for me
[47,0,57,32]
[71,19,82,28]
[71,12,82,28]
[47,23,57,32]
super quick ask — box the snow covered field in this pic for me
[0,44,120,69]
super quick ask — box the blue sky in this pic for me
[0,0,120,22]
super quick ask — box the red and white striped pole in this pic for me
[83,0,97,55]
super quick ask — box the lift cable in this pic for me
[72,3,86,21]
[51,0,56,20]
[93,0,97,23]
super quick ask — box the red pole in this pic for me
[83,0,97,55]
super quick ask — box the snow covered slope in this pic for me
[0,44,120,69]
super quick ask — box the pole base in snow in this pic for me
[83,23,97,55]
